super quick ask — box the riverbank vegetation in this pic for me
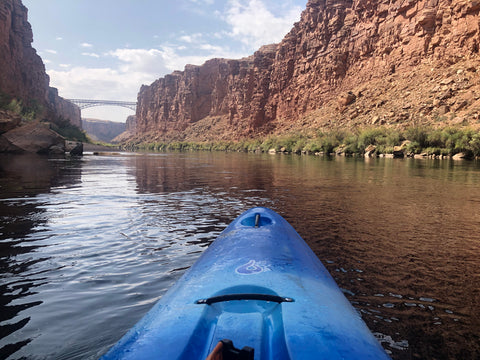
[0,92,43,122]
[47,117,88,142]
[124,126,480,159]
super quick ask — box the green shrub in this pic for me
[5,99,23,114]
[303,139,321,153]
[48,117,88,142]
[290,138,305,153]
[260,137,279,152]
[469,132,480,156]
[357,128,388,151]
[404,126,430,149]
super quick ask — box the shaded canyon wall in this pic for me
[0,0,81,127]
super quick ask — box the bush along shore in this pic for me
[122,126,480,160]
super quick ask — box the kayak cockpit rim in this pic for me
[240,212,273,227]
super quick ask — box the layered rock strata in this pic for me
[134,0,480,142]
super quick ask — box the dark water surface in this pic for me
[0,152,479,360]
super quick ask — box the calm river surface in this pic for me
[0,152,479,360]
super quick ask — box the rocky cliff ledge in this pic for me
[0,0,81,153]
[132,0,480,143]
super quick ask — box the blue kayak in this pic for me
[101,207,391,360]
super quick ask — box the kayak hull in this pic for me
[101,207,391,360]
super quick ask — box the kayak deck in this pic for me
[101,207,391,360]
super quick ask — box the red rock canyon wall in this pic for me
[134,0,480,141]
[0,0,81,128]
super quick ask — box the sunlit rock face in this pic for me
[134,0,480,142]
[0,0,80,128]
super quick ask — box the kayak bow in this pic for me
[101,207,391,360]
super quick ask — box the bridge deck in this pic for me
[68,99,137,111]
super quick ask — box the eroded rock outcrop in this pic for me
[133,0,480,142]
[2,122,65,154]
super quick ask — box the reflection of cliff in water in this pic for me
[0,154,82,358]
[131,153,277,194]
[0,154,83,197]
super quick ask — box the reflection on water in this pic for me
[0,152,479,359]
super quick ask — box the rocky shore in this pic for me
[0,110,83,155]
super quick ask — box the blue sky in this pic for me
[22,0,307,122]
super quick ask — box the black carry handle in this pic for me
[196,293,294,305]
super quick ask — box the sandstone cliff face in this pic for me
[47,87,81,128]
[125,115,137,133]
[136,45,279,138]
[0,0,81,128]
[134,0,480,142]
[270,0,480,121]
[0,0,47,104]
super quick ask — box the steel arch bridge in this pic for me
[68,99,137,111]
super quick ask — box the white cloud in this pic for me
[81,42,93,48]
[179,33,203,43]
[199,43,224,52]
[59,64,71,68]
[224,0,302,49]
[107,46,237,75]
[56,36,63,41]
[108,48,171,75]
[45,49,57,54]
[48,66,144,101]
[82,52,100,58]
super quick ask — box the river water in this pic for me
[0,152,479,360]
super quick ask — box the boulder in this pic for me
[3,122,65,154]
[338,91,357,107]
[0,134,23,153]
[364,144,377,157]
[48,145,65,155]
[0,110,21,134]
[452,152,472,160]
[66,141,83,156]
[393,146,405,158]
